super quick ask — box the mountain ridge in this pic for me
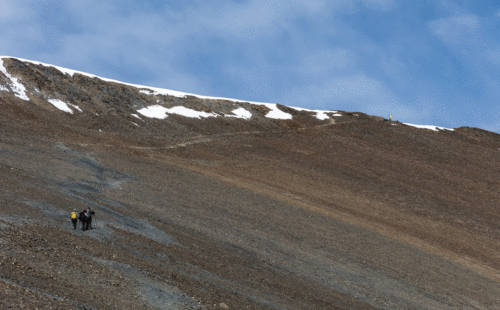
[1,56,457,132]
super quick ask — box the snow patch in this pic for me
[404,123,454,131]
[226,107,252,120]
[48,99,73,114]
[0,59,30,101]
[255,103,292,120]
[137,105,169,119]
[314,112,330,120]
[290,106,339,120]
[137,105,218,119]
[131,113,142,119]
[69,103,82,112]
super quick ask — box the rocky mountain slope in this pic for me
[1,56,500,309]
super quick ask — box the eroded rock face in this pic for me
[1,57,500,310]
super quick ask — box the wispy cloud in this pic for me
[361,0,396,11]
[429,14,480,46]
[0,0,33,21]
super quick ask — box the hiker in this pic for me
[79,207,95,231]
[86,207,95,230]
[70,209,78,230]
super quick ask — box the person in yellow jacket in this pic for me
[71,209,78,230]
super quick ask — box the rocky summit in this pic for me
[1,56,500,309]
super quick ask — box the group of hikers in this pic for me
[70,207,95,231]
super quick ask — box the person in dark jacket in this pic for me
[79,207,95,231]
[86,207,95,230]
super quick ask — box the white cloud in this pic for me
[361,0,396,11]
[475,106,500,132]
[279,73,400,113]
[0,0,12,19]
[299,48,357,77]
[59,0,325,46]
[429,14,480,46]
[0,0,32,21]
[485,48,500,65]
[196,0,337,39]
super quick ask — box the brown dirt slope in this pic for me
[1,57,500,309]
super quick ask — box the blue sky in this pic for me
[1,0,499,132]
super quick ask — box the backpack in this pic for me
[71,212,77,219]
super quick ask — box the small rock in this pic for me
[219,302,229,309]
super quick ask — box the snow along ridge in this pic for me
[0,56,339,121]
[403,123,454,132]
[0,56,454,130]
